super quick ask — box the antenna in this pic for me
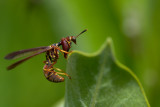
[76,29,88,38]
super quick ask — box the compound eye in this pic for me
[71,36,76,44]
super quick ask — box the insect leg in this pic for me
[52,67,65,72]
[43,67,71,79]
[45,66,63,73]
[56,72,71,79]
[51,45,72,54]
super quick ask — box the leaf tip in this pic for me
[106,37,112,44]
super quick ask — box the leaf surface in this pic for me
[65,38,150,107]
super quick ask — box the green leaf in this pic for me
[65,38,150,107]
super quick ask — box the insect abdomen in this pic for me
[43,69,64,83]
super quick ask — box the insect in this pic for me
[5,29,87,82]
[43,51,71,82]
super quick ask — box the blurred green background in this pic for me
[0,0,159,107]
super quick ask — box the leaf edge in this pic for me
[67,37,150,107]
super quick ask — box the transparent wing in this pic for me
[5,46,48,60]
[7,47,52,70]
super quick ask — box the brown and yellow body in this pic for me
[43,44,65,83]
[43,44,71,82]
[43,64,64,83]
[5,29,87,83]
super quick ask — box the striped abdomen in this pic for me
[43,65,64,83]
